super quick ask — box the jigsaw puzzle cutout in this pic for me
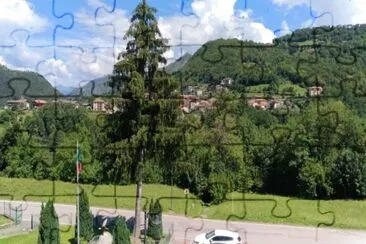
[0,0,364,243]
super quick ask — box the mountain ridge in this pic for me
[0,65,61,105]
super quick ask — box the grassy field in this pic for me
[0,226,80,244]
[245,83,307,97]
[0,177,366,230]
[0,216,11,225]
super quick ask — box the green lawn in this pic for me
[0,177,365,230]
[0,226,81,244]
[245,83,307,97]
[0,216,11,225]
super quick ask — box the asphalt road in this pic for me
[2,200,366,244]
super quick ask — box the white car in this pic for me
[193,229,243,244]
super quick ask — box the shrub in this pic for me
[113,216,131,244]
[38,200,60,244]
[147,199,163,241]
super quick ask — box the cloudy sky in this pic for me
[0,0,365,87]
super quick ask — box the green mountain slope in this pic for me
[178,25,366,93]
[165,53,192,74]
[70,76,113,97]
[0,65,59,105]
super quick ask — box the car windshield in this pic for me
[205,230,215,239]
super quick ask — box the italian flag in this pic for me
[76,145,83,174]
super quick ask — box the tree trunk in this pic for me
[133,149,144,243]
[133,178,142,243]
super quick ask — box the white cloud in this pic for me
[0,56,8,67]
[192,0,236,23]
[0,1,51,76]
[273,0,366,26]
[272,0,308,8]
[0,0,277,87]
[276,20,292,36]
[159,0,276,48]
[0,0,48,33]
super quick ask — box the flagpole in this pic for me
[76,140,80,244]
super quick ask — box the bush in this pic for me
[298,159,333,198]
[147,199,163,241]
[112,216,131,244]
[38,200,60,244]
[207,172,233,204]
[331,150,366,198]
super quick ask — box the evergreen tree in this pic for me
[108,0,179,241]
[38,200,60,244]
[112,216,131,244]
[147,199,163,241]
[75,187,94,241]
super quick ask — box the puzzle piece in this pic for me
[2,0,366,243]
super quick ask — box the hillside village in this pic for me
[3,78,324,114]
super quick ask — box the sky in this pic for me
[0,0,365,87]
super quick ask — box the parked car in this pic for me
[193,229,242,244]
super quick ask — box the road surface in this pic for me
[2,200,366,244]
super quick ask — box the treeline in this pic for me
[1,92,366,204]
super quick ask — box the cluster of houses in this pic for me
[247,86,323,111]
[180,95,216,113]
[3,82,324,114]
[4,98,47,110]
[3,97,107,112]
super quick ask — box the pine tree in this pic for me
[38,200,60,244]
[108,0,179,241]
[113,216,131,244]
[75,187,94,241]
[147,199,163,241]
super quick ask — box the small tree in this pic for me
[113,216,131,244]
[38,200,60,244]
[75,187,94,241]
[147,199,163,241]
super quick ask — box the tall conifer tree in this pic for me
[38,200,60,244]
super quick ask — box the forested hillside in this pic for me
[70,76,113,97]
[0,65,59,105]
[178,25,366,115]
[165,53,192,74]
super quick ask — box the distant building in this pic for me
[7,97,30,110]
[220,77,233,86]
[309,86,323,96]
[248,97,269,110]
[186,86,194,93]
[196,90,203,96]
[93,98,106,112]
[215,85,229,92]
[180,95,216,113]
[270,99,286,109]
[33,99,47,109]
[82,102,91,110]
